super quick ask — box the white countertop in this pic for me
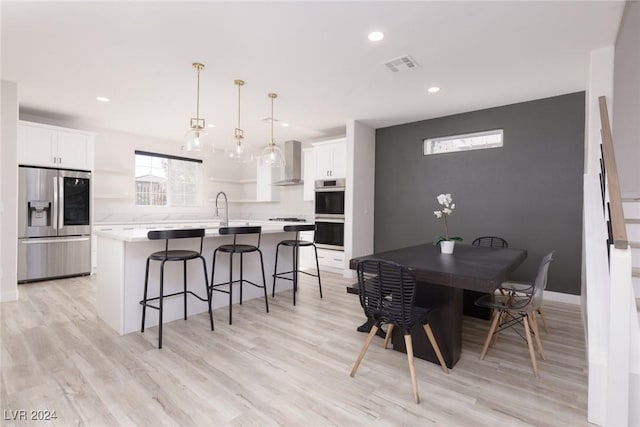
[94,218,310,226]
[95,218,221,226]
[94,220,312,242]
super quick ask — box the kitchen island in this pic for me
[95,221,299,335]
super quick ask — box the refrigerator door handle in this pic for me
[59,175,65,229]
[21,237,90,244]
[52,176,58,230]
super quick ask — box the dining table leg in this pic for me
[390,283,462,368]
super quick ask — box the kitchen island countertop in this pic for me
[95,220,312,242]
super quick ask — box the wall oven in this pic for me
[314,179,345,250]
[314,219,344,250]
[315,178,345,218]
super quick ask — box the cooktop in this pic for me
[268,217,306,222]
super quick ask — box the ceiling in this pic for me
[1,1,625,152]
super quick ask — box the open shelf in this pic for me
[206,198,278,204]
[94,167,131,175]
[94,193,133,200]
[208,177,256,184]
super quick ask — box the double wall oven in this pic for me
[314,178,345,250]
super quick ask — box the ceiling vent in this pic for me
[384,54,419,72]
[259,116,279,124]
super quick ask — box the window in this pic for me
[423,129,503,155]
[134,151,202,206]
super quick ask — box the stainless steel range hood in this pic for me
[272,140,303,186]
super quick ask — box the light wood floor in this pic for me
[1,272,589,426]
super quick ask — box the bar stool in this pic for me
[272,224,322,306]
[210,226,269,325]
[140,228,213,349]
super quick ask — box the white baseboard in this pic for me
[0,289,19,302]
[545,290,580,305]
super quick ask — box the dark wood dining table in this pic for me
[349,242,527,368]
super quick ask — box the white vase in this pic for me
[440,240,455,254]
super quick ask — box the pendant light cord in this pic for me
[237,82,241,132]
[269,93,276,146]
[195,66,201,124]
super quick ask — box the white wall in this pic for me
[1,80,19,302]
[19,112,314,223]
[344,119,375,279]
[91,131,313,222]
[91,128,246,222]
[584,47,615,176]
[613,0,640,198]
[240,185,313,221]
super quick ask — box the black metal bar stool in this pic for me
[210,226,269,325]
[272,224,322,306]
[140,228,213,349]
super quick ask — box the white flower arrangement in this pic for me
[433,193,463,245]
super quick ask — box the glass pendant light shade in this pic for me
[261,92,285,168]
[183,127,212,153]
[225,79,254,162]
[226,140,254,162]
[260,143,284,167]
[182,62,213,154]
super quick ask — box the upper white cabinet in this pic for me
[314,139,346,179]
[18,121,95,170]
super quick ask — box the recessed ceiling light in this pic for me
[368,31,384,42]
[428,86,441,94]
[96,96,110,102]
[281,123,289,127]
[207,124,216,128]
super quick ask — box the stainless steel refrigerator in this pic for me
[18,166,92,282]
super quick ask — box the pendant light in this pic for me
[182,62,213,153]
[260,92,284,167]
[225,79,254,162]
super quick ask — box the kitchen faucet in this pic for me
[215,191,229,227]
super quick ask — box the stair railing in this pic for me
[598,96,628,249]
[586,95,636,426]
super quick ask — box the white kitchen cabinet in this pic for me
[313,139,346,179]
[302,148,315,201]
[91,224,139,272]
[18,121,95,170]
[316,248,345,272]
[298,230,316,269]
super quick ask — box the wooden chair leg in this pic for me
[481,310,502,360]
[523,314,539,377]
[404,334,420,404]
[422,324,449,374]
[383,324,395,349]
[490,311,505,346]
[350,325,379,377]
[530,311,545,360]
[538,307,550,333]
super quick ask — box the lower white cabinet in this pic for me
[298,231,316,270]
[297,231,344,272]
[316,248,345,271]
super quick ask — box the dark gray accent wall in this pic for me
[375,92,585,295]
